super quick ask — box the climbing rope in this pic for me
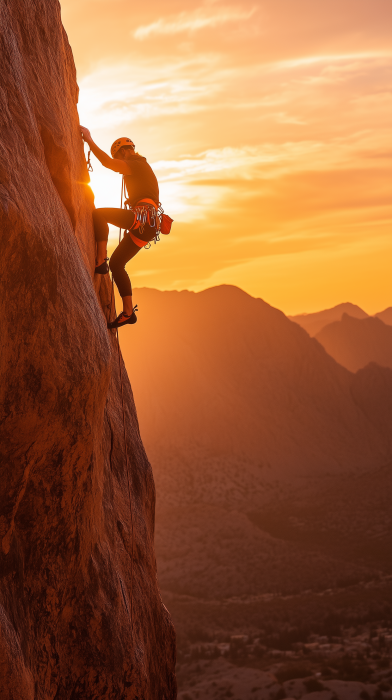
[86,148,93,173]
[107,174,135,630]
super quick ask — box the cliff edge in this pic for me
[0,1,176,698]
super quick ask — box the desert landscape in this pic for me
[120,286,392,700]
[1,0,390,697]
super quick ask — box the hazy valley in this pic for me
[120,286,392,700]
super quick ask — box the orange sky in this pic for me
[61,0,392,314]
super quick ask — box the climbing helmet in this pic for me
[111,137,135,158]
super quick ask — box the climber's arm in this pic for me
[80,126,129,174]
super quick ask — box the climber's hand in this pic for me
[80,126,92,144]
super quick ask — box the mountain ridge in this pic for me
[121,284,391,601]
[315,313,392,372]
[126,284,389,504]
[288,302,369,336]
[128,285,388,492]
[375,306,392,326]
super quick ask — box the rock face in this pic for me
[0,1,176,698]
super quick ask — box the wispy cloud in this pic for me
[77,56,223,129]
[272,52,391,71]
[65,0,392,312]
[134,5,257,40]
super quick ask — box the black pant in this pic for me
[93,208,156,297]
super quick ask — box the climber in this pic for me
[80,126,160,329]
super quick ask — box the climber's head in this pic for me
[111,137,135,160]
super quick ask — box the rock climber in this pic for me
[80,126,160,329]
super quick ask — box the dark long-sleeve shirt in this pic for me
[124,155,159,207]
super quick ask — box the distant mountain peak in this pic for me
[289,303,368,336]
[315,314,392,372]
[295,302,367,318]
[375,307,392,326]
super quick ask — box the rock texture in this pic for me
[0,1,176,698]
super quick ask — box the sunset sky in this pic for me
[61,0,392,314]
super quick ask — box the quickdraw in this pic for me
[122,184,173,249]
[131,201,160,237]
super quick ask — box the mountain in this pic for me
[124,286,389,505]
[315,314,392,372]
[0,4,175,698]
[289,303,368,336]
[120,286,391,600]
[375,307,392,326]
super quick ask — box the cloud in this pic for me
[77,54,226,131]
[272,52,391,71]
[63,0,392,313]
[152,137,363,185]
[134,5,257,40]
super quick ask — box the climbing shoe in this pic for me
[107,306,138,329]
[95,258,109,274]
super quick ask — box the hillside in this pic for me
[315,314,392,372]
[120,286,392,699]
[123,286,389,510]
[375,307,392,326]
[288,303,368,336]
[120,286,391,601]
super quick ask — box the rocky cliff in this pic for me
[0,1,176,698]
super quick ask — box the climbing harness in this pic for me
[121,178,174,249]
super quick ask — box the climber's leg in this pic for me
[107,221,156,328]
[109,234,139,307]
[107,237,140,329]
[93,208,136,268]
[92,207,156,326]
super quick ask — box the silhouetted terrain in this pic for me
[375,307,392,326]
[120,285,392,699]
[120,286,391,594]
[315,314,392,372]
[288,303,368,336]
[350,364,392,436]
[123,286,389,510]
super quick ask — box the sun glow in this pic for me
[63,0,392,313]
